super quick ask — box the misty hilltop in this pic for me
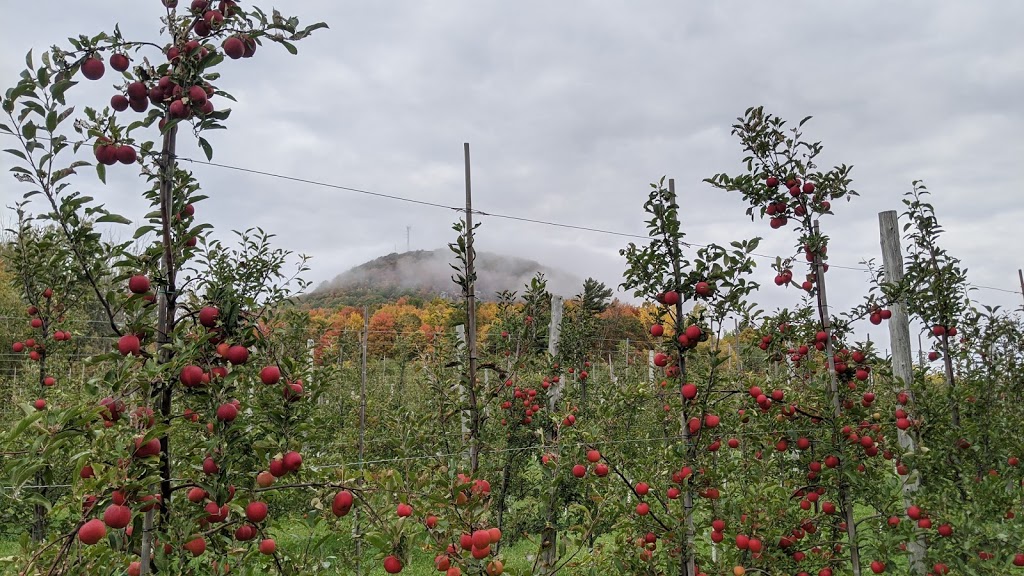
[304,249,583,308]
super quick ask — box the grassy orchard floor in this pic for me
[0,523,541,575]
[0,500,908,574]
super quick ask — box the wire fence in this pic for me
[0,132,1020,299]
[0,420,909,494]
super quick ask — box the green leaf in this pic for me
[198,136,213,161]
[3,148,27,161]
[95,162,106,184]
[96,213,131,225]
[21,121,36,140]
[9,410,43,441]
[133,225,157,239]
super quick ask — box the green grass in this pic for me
[271,519,545,575]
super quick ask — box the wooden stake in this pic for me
[455,325,471,457]
[878,210,927,574]
[1019,269,1024,306]
[141,121,179,576]
[464,143,480,473]
[354,307,368,576]
[547,296,564,405]
[539,296,564,573]
[668,179,697,576]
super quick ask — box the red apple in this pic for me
[383,555,402,574]
[332,490,353,516]
[78,518,107,545]
[118,334,141,356]
[81,57,105,80]
[215,402,238,422]
[260,366,281,385]
[109,53,130,71]
[184,536,207,557]
[128,275,150,294]
[179,365,205,387]
[283,450,302,471]
[226,345,249,365]
[102,504,132,529]
[111,94,130,111]
[245,501,268,523]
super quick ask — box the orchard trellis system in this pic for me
[1,3,1023,576]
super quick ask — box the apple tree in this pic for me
[1,1,328,574]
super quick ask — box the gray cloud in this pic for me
[2,1,1022,348]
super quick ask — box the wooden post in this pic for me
[548,296,564,357]
[463,142,480,473]
[539,296,564,574]
[547,295,564,403]
[307,338,319,404]
[812,220,862,576]
[648,350,655,385]
[1019,269,1024,306]
[878,210,927,575]
[455,325,472,465]
[354,308,368,576]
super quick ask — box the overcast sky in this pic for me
[1,1,1022,344]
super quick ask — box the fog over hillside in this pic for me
[313,249,584,301]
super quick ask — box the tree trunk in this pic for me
[812,221,861,576]
[141,122,178,576]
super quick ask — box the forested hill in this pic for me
[301,249,583,309]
